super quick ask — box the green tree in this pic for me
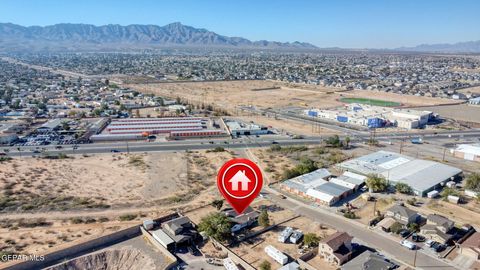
[465,173,480,192]
[303,233,320,247]
[390,222,404,234]
[365,174,388,193]
[407,223,420,232]
[198,212,232,242]
[61,121,70,131]
[441,187,459,200]
[211,199,223,210]
[258,210,270,227]
[395,182,413,194]
[282,157,318,180]
[259,260,271,270]
[343,211,357,219]
[93,108,102,116]
[344,136,351,149]
[325,135,342,147]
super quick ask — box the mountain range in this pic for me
[0,22,317,51]
[396,40,480,53]
[0,22,479,53]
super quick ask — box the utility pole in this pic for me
[126,141,130,154]
[373,199,377,217]
[442,147,447,162]
[413,249,417,267]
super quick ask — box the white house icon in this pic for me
[229,170,251,191]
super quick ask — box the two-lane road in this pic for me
[265,188,457,269]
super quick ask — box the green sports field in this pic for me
[339,97,400,107]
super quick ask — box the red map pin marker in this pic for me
[217,158,263,214]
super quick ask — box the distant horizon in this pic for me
[1,0,480,49]
[1,21,479,51]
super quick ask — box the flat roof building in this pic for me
[305,104,433,129]
[225,120,269,136]
[338,151,462,196]
[280,169,355,206]
[452,144,480,163]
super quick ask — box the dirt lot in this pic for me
[0,218,136,260]
[458,85,480,95]
[128,81,458,114]
[249,145,354,184]
[351,197,396,225]
[419,104,480,123]
[425,200,480,228]
[0,149,233,261]
[0,152,188,210]
[230,214,336,269]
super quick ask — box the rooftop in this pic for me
[341,250,396,270]
[339,150,462,194]
[321,231,353,251]
[455,144,480,156]
[313,182,351,197]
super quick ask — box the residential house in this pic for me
[420,225,453,244]
[385,205,420,225]
[419,214,455,244]
[460,232,480,260]
[319,232,354,266]
[161,216,198,246]
[426,214,454,233]
[341,251,397,270]
[224,207,260,232]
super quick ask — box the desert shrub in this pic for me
[118,214,137,221]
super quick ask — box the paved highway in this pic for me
[2,128,479,157]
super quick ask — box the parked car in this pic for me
[425,239,436,247]
[431,242,446,252]
[401,240,416,250]
[412,233,425,242]
[399,229,410,238]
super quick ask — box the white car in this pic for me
[401,240,416,250]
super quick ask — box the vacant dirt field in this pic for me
[419,104,480,123]
[128,80,340,112]
[0,218,137,264]
[0,152,188,211]
[0,149,235,261]
[129,81,460,116]
[458,85,480,94]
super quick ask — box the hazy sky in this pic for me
[1,0,479,48]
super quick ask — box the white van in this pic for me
[401,240,416,250]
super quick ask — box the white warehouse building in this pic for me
[305,104,433,129]
[338,151,462,197]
